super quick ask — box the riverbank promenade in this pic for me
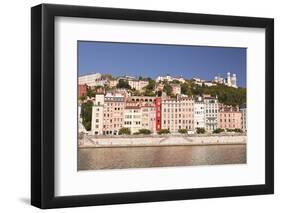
[79,134,246,148]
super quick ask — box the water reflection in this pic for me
[78,145,246,170]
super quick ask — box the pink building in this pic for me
[218,105,242,130]
[125,96,157,133]
[103,93,125,135]
[161,97,194,132]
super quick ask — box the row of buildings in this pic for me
[87,93,247,136]
[78,73,149,91]
[193,72,238,88]
[78,72,238,97]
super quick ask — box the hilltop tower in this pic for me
[231,73,237,88]
[227,72,231,86]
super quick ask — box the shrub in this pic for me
[213,128,225,134]
[158,129,170,135]
[196,128,206,134]
[178,129,187,134]
[138,129,152,135]
[226,128,243,133]
[234,128,243,133]
[118,127,131,135]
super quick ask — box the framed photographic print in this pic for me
[31,3,274,209]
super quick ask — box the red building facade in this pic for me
[155,97,162,131]
[78,84,88,97]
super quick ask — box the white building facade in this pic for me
[204,97,219,131]
[156,75,185,83]
[124,106,142,134]
[78,73,102,87]
[240,104,247,132]
[91,94,105,135]
[194,96,205,129]
[141,105,156,133]
[213,72,237,88]
[128,80,149,90]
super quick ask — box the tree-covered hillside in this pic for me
[181,81,246,106]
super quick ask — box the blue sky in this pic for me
[78,41,246,87]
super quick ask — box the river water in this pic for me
[78,144,246,170]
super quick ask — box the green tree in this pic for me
[80,101,93,131]
[163,84,172,96]
[189,84,246,106]
[131,89,142,96]
[171,79,180,84]
[181,82,192,96]
[87,88,96,98]
[117,79,131,89]
[144,89,155,97]
[101,74,114,80]
[145,79,156,90]
[118,127,131,135]
[157,90,162,97]
[79,95,86,102]
[143,80,156,96]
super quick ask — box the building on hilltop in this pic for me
[78,73,102,87]
[156,75,185,83]
[171,83,181,95]
[128,79,149,90]
[214,72,238,88]
[203,81,216,87]
[109,79,118,88]
[126,96,156,106]
[192,78,204,86]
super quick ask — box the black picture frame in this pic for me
[31,3,274,209]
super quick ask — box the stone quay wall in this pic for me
[79,134,246,148]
